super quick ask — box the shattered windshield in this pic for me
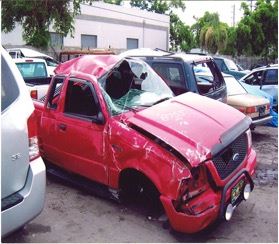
[98,58,174,115]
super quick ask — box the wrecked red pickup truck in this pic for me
[34,55,256,233]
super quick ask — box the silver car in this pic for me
[1,47,46,237]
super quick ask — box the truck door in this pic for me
[54,78,107,185]
[39,76,65,165]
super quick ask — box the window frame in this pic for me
[50,32,64,48]
[127,38,139,50]
[152,62,187,92]
[81,34,98,49]
[63,78,102,122]
[46,76,65,110]
[244,70,263,86]
[192,59,225,95]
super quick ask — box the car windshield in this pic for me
[224,76,247,96]
[224,59,238,71]
[98,58,174,115]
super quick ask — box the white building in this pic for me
[2,2,170,52]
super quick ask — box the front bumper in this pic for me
[1,157,46,237]
[160,148,256,234]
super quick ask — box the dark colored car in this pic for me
[120,49,227,103]
[213,57,248,80]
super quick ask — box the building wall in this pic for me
[2,2,170,51]
[1,23,24,46]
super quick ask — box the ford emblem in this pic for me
[232,153,240,162]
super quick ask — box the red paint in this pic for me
[35,55,257,234]
[54,55,121,78]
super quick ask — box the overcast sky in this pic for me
[175,0,248,27]
[124,0,254,27]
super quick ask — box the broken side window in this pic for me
[193,60,224,95]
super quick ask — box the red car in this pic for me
[34,55,256,234]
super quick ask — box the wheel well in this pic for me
[119,169,158,192]
[119,169,162,210]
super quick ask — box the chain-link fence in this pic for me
[219,55,278,70]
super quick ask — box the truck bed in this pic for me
[24,77,52,86]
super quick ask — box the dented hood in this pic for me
[128,92,248,167]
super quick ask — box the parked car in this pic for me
[120,48,227,103]
[240,81,278,128]
[194,71,272,128]
[223,74,272,128]
[14,58,52,100]
[35,54,256,234]
[7,47,59,75]
[213,57,249,80]
[239,64,278,110]
[1,47,46,237]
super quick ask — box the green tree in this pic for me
[130,0,193,51]
[220,26,237,56]
[1,0,96,48]
[197,12,228,54]
[170,13,195,52]
[104,0,122,4]
[191,11,220,46]
[235,0,278,59]
[130,0,185,14]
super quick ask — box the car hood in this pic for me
[128,92,248,167]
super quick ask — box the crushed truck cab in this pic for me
[34,55,256,234]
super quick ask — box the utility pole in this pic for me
[250,0,253,11]
[232,4,236,27]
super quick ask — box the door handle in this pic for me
[58,123,67,131]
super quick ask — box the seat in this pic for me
[106,71,123,99]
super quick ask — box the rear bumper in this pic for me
[251,115,273,126]
[1,157,46,237]
[160,149,256,234]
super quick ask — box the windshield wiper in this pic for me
[152,97,171,105]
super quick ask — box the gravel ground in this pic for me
[252,126,278,186]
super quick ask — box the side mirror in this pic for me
[259,79,263,89]
[93,111,105,125]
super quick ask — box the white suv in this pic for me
[1,47,46,237]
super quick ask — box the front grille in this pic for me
[212,133,248,179]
